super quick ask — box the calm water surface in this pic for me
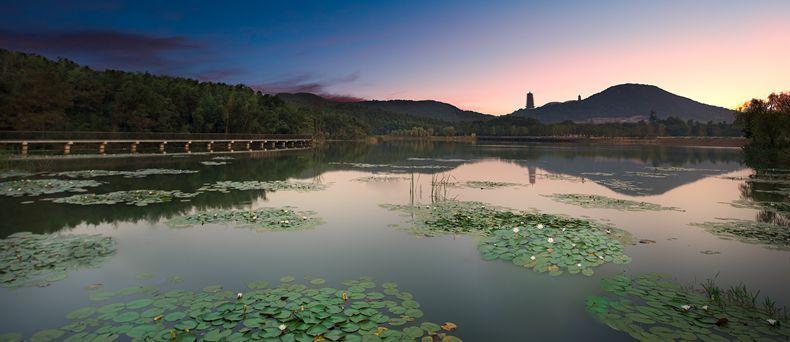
[1,142,787,341]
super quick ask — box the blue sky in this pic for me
[1,0,788,113]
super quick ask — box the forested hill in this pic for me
[511,84,735,123]
[0,49,447,139]
[356,100,492,122]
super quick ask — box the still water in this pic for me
[0,142,787,341]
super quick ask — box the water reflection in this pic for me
[2,142,746,236]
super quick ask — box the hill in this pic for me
[275,93,450,134]
[356,99,492,122]
[511,84,735,123]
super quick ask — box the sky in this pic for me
[1,0,788,114]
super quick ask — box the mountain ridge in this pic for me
[510,83,735,123]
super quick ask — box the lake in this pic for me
[1,141,788,341]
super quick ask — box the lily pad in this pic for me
[544,194,681,211]
[51,190,199,206]
[168,207,321,231]
[0,232,116,288]
[197,180,328,193]
[691,219,790,250]
[0,179,102,197]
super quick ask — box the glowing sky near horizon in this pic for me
[1,0,788,114]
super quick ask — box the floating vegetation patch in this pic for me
[0,179,102,197]
[49,169,199,179]
[580,172,615,177]
[200,161,229,166]
[597,179,650,194]
[169,207,321,232]
[407,158,471,162]
[456,181,522,190]
[646,166,720,172]
[587,274,790,341]
[198,180,328,193]
[382,201,632,276]
[543,194,681,211]
[624,171,673,179]
[0,232,116,288]
[536,173,582,182]
[329,162,451,172]
[212,156,235,161]
[0,170,33,179]
[2,277,462,341]
[690,219,790,250]
[726,198,790,215]
[352,175,407,183]
[51,190,199,206]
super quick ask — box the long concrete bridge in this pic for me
[0,131,313,157]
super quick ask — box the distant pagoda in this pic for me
[526,92,535,109]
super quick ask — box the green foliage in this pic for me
[736,92,790,167]
[0,232,116,288]
[0,179,102,197]
[588,274,790,340]
[544,193,681,211]
[6,277,462,341]
[51,190,199,206]
[168,207,322,232]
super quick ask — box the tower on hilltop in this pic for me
[526,92,535,109]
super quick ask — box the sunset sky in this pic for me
[1,0,788,114]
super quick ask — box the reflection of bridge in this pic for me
[0,131,313,157]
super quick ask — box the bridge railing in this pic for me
[0,131,312,141]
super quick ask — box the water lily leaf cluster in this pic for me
[49,169,199,179]
[329,162,452,172]
[0,232,116,288]
[169,207,322,232]
[597,179,650,194]
[587,274,790,340]
[51,190,199,206]
[691,219,790,250]
[544,194,681,211]
[352,176,407,183]
[726,198,790,215]
[198,181,328,193]
[6,277,462,341]
[200,161,229,166]
[0,170,34,179]
[382,201,632,276]
[623,171,673,178]
[0,179,102,197]
[455,181,522,190]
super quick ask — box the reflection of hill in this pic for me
[1,142,745,236]
[321,142,744,196]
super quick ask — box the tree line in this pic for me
[735,92,790,166]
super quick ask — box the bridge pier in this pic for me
[184,141,191,153]
[207,141,213,152]
[159,141,168,154]
[130,141,139,153]
[21,141,28,156]
[64,142,73,155]
[227,141,234,152]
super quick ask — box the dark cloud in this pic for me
[0,29,199,71]
[251,72,365,102]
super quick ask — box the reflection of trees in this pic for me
[1,141,746,236]
[738,171,790,227]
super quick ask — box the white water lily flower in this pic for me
[236,293,243,299]
[536,224,544,229]
[547,237,554,243]
[576,263,582,267]
[530,256,536,261]
[605,229,612,234]
[702,305,708,311]
[279,324,287,331]
[302,216,308,220]
[681,305,691,311]
[561,228,566,232]
[571,243,576,247]
[767,319,778,326]
[512,227,520,234]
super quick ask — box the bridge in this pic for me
[0,131,313,157]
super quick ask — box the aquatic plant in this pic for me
[0,277,462,341]
[457,181,522,190]
[587,274,790,340]
[690,219,790,250]
[200,161,229,166]
[329,162,452,172]
[0,170,33,179]
[0,179,102,197]
[623,171,673,178]
[212,156,235,160]
[580,172,615,177]
[51,190,199,206]
[382,201,632,276]
[49,169,199,179]
[726,198,790,215]
[352,175,407,183]
[544,194,681,211]
[0,232,116,288]
[198,180,328,193]
[169,207,321,232]
[597,179,650,194]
